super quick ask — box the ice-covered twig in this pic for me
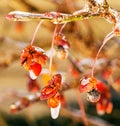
[10,92,41,113]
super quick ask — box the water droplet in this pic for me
[50,102,61,119]
[29,70,37,80]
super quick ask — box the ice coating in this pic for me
[29,70,37,80]
[50,102,61,119]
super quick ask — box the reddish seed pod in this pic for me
[40,83,60,100]
[56,46,68,59]
[106,102,113,114]
[29,62,42,79]
[95,81,113,115]
[28,77,40,92]
[52,74,62,84]
[30,62,42,76]
[96,102,105,115]
[20,45,48,67]
[96,81,111,99]
[20,45,35,66]
[40,74,62,100]
[20,45,48,79]
[55,33,70,48]
[79,76,97,93]
[96,81,107,92]
[96,101,113,115]
[87,89,101,103]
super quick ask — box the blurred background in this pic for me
[0,0,120,126]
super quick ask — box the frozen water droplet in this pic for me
[34,46,44,52]
[50,102,61,119]
[87,89,101,102]
[97,110,105,115]
[29,70,37,80]
[46,48,56,58]
[95,0,104,4]
[81,78,90,86]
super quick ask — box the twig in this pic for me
[76,90,88,126]
[30,20,43,45]
[91,31,115,77]
[62,107,114,126]
[49,24,58,74]
[6,1,118,26]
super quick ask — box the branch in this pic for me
[61,107,114,126]
[6,0,119,25]
[6,11,95,24]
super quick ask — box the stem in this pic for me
[59,23,67,33]
[91,31,115,77]
[76,90,88,126]
[30,20,43,45]
[49,24,58,74]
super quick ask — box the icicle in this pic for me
[50,102,61,119]
[29,70,37,80]
[34,46,45,53]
